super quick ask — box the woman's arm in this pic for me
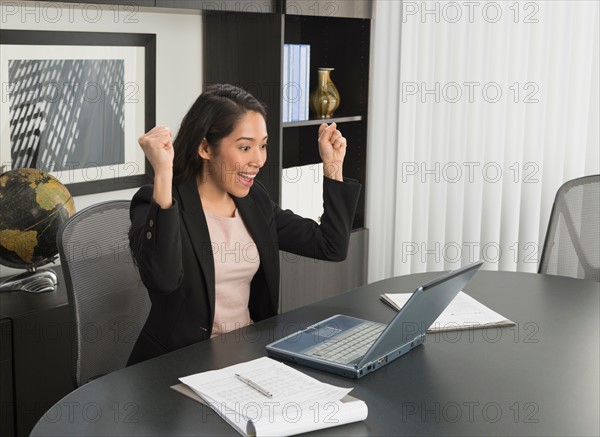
[130,187,184,294]
[274,177,361,261]
[318,122,346,182]
[138,125,175,209]
[274,123,360,260]
[130,126,183,293]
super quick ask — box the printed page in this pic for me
[381,291,515,331]
[180,357,367,436]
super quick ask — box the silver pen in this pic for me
[234,373,273,398]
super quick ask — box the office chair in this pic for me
[57,200,151,387]
[539,174,600,282]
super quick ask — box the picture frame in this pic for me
[0,30,156,196]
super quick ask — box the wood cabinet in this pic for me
[280,228,368,312]
[0,267,74,437]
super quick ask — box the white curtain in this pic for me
[366,0,600,282]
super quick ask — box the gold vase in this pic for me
[310,68,340,119]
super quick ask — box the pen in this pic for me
[234,373,273,398]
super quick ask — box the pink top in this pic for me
[204,209,260,338]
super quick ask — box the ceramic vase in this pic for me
[310,68,340,118]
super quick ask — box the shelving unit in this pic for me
[203,0,372,310]
[282,12,370,230]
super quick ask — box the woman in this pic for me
[128,84,361,365]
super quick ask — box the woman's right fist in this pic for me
[138,125,174,174]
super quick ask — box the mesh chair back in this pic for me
[539,175,600,281]
[57,200,150,387]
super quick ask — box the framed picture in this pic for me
[0,30,156,196]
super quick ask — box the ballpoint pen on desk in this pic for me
[235,373,273,398]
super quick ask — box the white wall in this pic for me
[0,1,203,275]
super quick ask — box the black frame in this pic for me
[0,29,156,196]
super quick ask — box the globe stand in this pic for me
[0,259,58,293]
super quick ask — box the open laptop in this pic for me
[266,260,483,378]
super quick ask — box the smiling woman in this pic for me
[198,111,268,211]
[127,84,362,365]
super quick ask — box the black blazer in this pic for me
[127,177,361,365]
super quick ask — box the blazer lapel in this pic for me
[175,180,216,316]
[234,194,279,304]
[233,194,261,244]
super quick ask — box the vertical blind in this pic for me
[366,0,599,281]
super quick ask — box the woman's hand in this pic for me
[138,126,174,208]
[138,125,174,176]
[318,122,346,181]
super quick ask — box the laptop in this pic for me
[266,260,483,378]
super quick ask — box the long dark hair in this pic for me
[172,84,267,184]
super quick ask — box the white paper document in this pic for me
[179,357,368,436]
[380,291,515,332]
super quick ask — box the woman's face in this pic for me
[200,110,268,198]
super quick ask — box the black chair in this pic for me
[57,200,150,387]
[539,175,600,282]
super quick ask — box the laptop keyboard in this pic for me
[306,322,386,364]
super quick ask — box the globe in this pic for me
[0,168,76,270]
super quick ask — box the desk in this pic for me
[31,271,599,436]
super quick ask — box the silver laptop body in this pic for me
[266,261,483,378]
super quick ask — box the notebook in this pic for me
[266,260,484,378]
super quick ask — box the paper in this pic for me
[380,291,515,332]
[179,357,368,436]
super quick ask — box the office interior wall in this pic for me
[366,0,600,281]
[0,1,203,276]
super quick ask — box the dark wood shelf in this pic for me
[282,115,362,128]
